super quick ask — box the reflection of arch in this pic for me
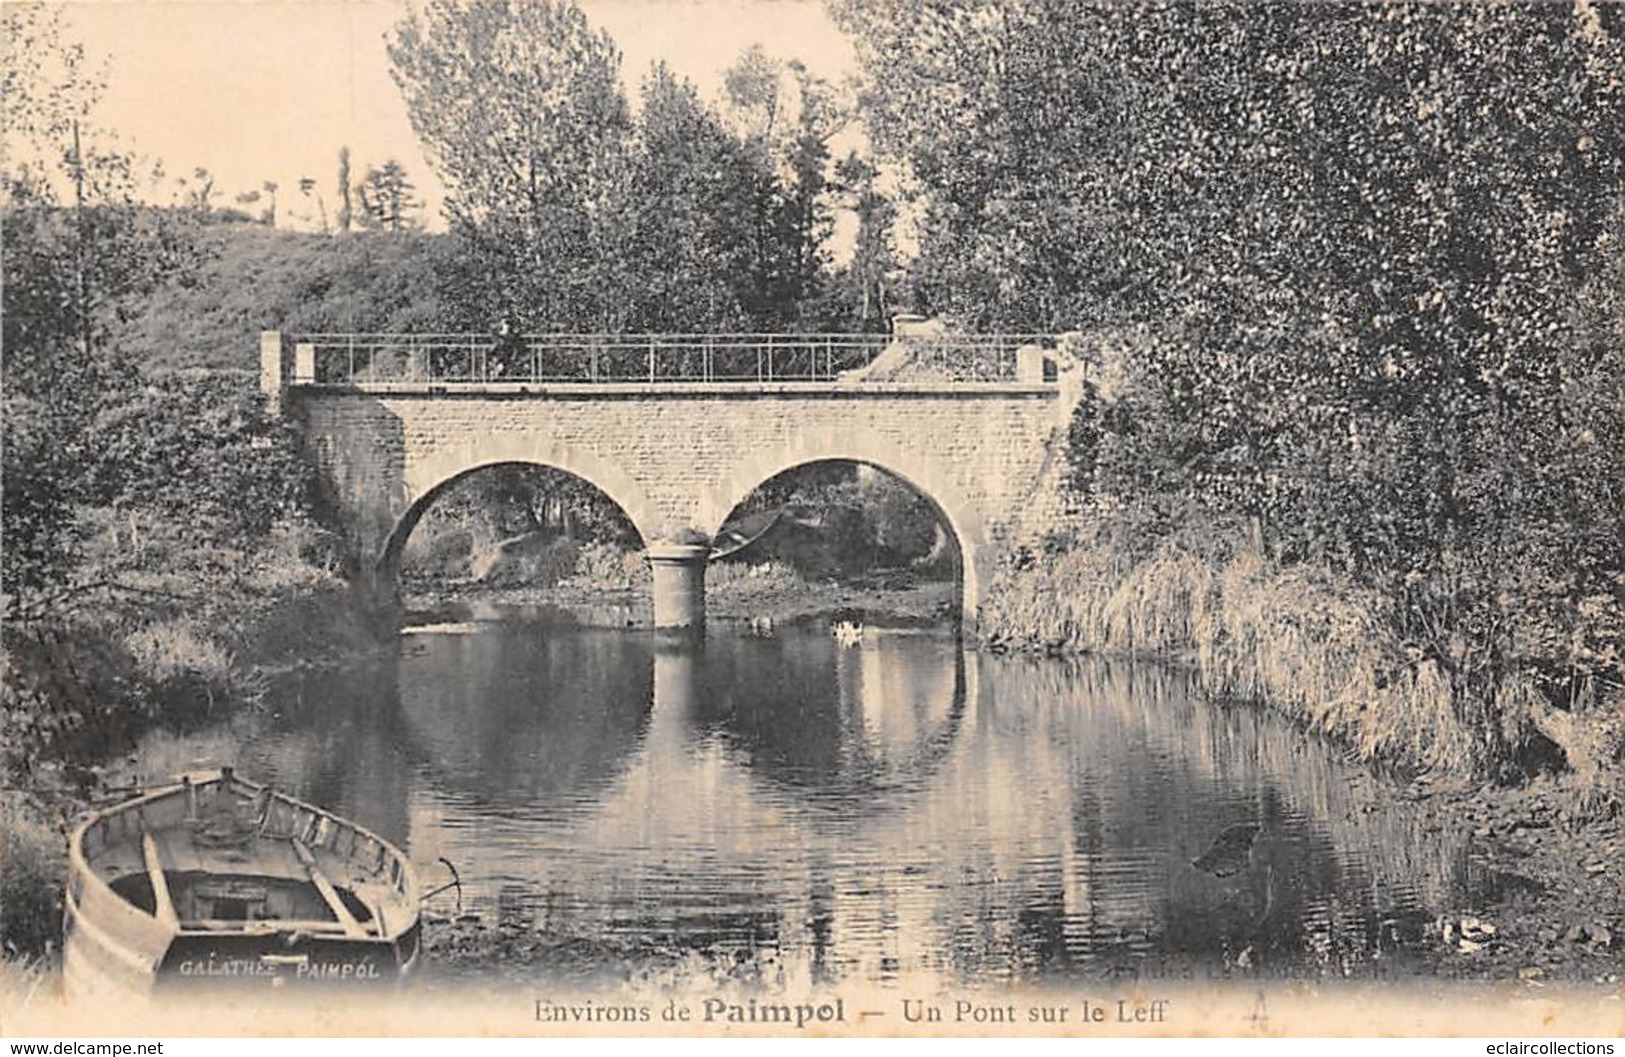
[377,438,663,589]
[698,428,987,623]
[388,626,655,814]
[694,634,972,820]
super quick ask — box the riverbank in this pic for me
[1405,776,1621,986]
[0,570,385,963]
[977,526,1622,988]
[403,563,958,629]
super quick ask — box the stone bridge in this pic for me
[261,330,1083,631]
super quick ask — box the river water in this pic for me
[137,612,1491,986]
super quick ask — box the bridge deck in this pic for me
[289,381,1059,398]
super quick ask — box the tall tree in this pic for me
[623,63,758,330]
[389,0,632,328]
[356,159,420,233]
[721,46,846,326]
[1,4,196,595]
[776,61,842,323]
[830,151,898,331]
[337,145,353,232]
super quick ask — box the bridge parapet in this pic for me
[263,331,1060,390]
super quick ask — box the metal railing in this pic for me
[283,332,1057,386]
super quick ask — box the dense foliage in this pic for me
[1,7,344,790]
[3,6,200,597]
[388,0,867,331]
[838,0,1624,773]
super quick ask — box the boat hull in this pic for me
[63,771,420,996]
[157,929,417,987]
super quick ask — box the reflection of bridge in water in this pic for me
[393,627,976,979]
[390,628,968,821]
[358,628,1468,984]
[260,327,1087,629]
[200,623,1484,984]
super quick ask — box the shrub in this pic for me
[123,620,232,686]
[0,795,65,959]
[563,540,649,591]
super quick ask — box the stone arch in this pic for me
[697,427,990,626]
[376,437,665,593]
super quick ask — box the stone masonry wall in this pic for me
[292,384,1068,620]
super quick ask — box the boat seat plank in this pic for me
[291,838,369,939]
[141,832,179,929]
[179,918,356,936]
[352,882,393,937]
[154,830,205,875]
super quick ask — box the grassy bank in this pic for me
[981,520,1621,796]
[0,540,382,963]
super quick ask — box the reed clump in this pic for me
[982,522,1480,777]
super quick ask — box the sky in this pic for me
[57,0,859,230]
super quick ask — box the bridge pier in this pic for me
[647,542,710,635]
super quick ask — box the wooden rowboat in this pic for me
[63,767,420,995]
